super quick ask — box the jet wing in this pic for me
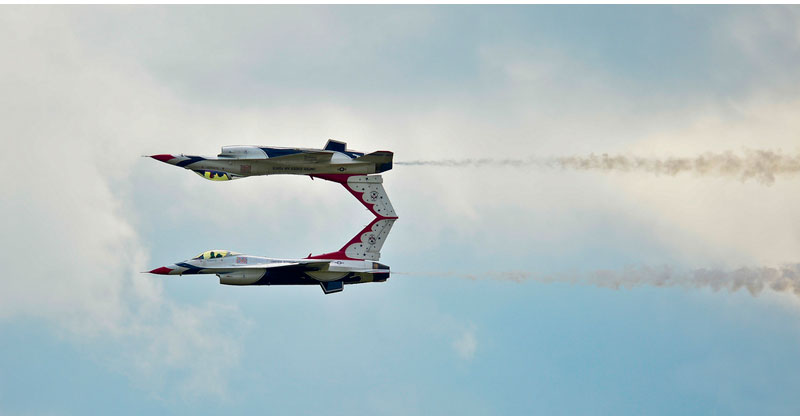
[265,261,330,272]
[211,261,330,273]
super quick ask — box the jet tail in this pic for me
[311,174,396,218]
[309,217,396,261]
[307,172,397,262]
[355,151,393,173]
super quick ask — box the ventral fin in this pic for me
[320,280,344,294]
[324,139,347,152]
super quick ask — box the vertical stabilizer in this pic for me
[308,173,398,261]
[309,217,396,261]
[311,174,396,218]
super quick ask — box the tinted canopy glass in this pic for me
[192,250,239,260]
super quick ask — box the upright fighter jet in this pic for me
[145,220,393,294]
[148,139,393,181]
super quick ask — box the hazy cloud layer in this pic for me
[0,8,250,400]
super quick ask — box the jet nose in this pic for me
[150,154,176,164]
[147,265,176,275]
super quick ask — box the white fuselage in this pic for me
[153,253,389,287]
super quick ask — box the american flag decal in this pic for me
[236,257,247,264]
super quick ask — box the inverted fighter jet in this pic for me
[148,139,393,181]
[146,217,395,294]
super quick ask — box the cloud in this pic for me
[453,327,477,361]
[715,5,800,93]
[0,8,251,400]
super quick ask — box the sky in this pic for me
[2,5,800,415]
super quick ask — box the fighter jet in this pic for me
[146,217,395,294]
[148,139,393,181]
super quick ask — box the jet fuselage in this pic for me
[148,250,390,293]
[150,141,393,181]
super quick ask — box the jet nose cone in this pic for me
[150,154,176,163]
[148,266,173,275]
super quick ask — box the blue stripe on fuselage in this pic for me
[341,151,364,159]
[176,262,203,274]
[259,147,363,160]
[323,141,363,158]
[177,155,206,167]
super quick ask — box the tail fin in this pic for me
[311,174,396,218]
[322,139,393,173]
[355,151,393,173]
[309,217,396,261]
[307,173,398,261]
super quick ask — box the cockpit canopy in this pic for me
[192,250,240,260]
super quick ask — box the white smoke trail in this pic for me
[396,149,800,185]
[393,263,800,298]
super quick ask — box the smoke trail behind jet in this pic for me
[396,149,800,185]
[393,263,800,298]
